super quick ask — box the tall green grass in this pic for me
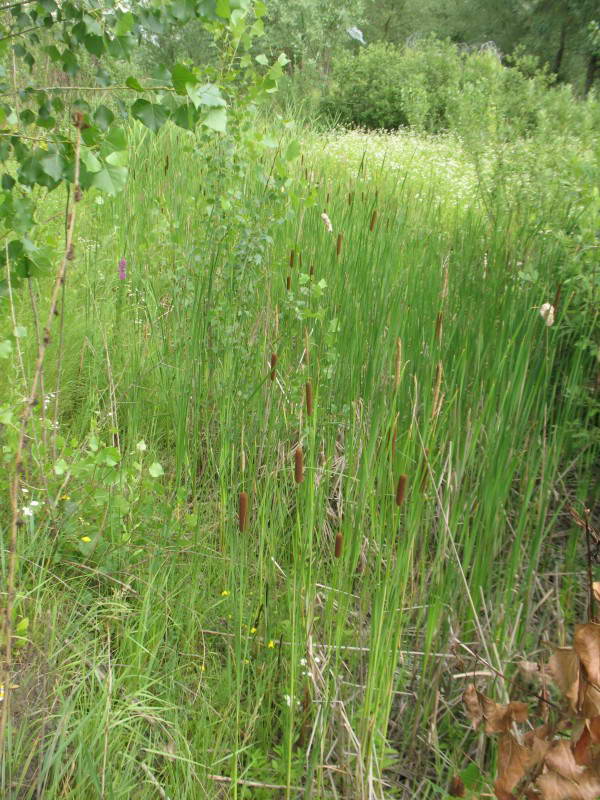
[1,122,597,798]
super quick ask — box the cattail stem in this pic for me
[238,492,248,531]
[305,381,313,416]
[335,532,343,558]
[396,474,408,506]
[294,445,304,484]
[270,353,277,381]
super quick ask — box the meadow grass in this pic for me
[0,122,598,798]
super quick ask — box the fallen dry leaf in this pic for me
[495,732,533,797]
[574,624,600,688]
[548,647,581,713]
[536,769,600,800]
[462,685,528,734]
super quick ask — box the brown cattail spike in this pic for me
[238,492,248,531]
[286,275,291,291]
[290,249,295,268]
[396,474,408,507]
[294,445,304,484]
[270,353,277,381]
[335,532,343,558]
[305,381,313,416]
[435,311,443,344]
[370,209,378,232]
[336,233,343,258]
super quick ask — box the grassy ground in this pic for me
[1,122,598,798]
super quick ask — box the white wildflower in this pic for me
[320,212,333,234]
[539,303,555,327]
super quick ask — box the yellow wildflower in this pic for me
[267,640,275,649]
[220,590,230,597]
[81,536,91,543]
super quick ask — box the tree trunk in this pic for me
[584,52,598,97]
[552,22,567,79]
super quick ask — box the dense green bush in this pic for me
[322,37,599,139]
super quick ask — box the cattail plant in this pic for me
[335,531,344,558]
[396,474,408,506]
[238,491,248,532]
[370,209,378,232]
[294,445,304,484]
[286,275,291,292]
[336,233,343,258]
[348,191,354,206]
[270,353,277,382]
[305,381,313,416]
[290,249,295,269]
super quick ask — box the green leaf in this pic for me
[0,339,13,358]
[149,462,164,478]
[115,11,134,36]
[54,458,68,476]
[90,163,128,195]
[80,147,102,173]
[171,62,198,94]
[105,126,127,150]
[196,83,226,107]
[84,34,105,57]
[285,139,301,161]
[94,104,114,131]
[125,76,144,91]
[15,617,29,635]
[202,107,226,132]
[255,53,268,66]
[39,151,64,181]
[173,103,198,130]
[105,149,128,167]
[131,99,168,132]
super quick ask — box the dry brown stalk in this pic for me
[294,445,304,484]
[238,492,249,532]
[394,337,402,391]
[0,120,82,755]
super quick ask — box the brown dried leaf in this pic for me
[548,647,580,712]
[544,741,586,782]
[593,583,600,605]
[463,684,483,729]
[462,685,529,734]
[520,661,543,681]
[574,624,600,688]
[495,732,532,796]
[536,769,600,800]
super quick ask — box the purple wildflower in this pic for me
[118,257,127,280]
